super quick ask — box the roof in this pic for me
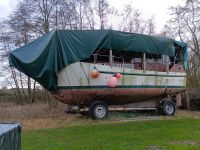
[9,30,187,90]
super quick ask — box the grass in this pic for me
[22,118,200,150]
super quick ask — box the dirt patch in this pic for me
[21,115,78,130]
[0,101,66,120]
[170,140,199,145]
[1,102,200,130]
[0,102,114,130]
[145,145,161,150]
[175,110,200,118]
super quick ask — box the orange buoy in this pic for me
[108,76,117,87]
[90,67,100,78]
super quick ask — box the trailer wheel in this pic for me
[89,101,108,119]
[161,101,176,116]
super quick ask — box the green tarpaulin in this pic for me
[9,30,187,90]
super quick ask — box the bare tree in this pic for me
[118,4,147,34]
[163,0,200,88]
[97,0,109,30]
[34,0,57,33]
[0,0,41,103]
[145,16,156,35]
[9,0,35,102]
[84,1,95,29]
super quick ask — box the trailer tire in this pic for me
[89,101,108,119]
[161,101,176,116]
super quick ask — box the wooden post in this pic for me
[185,90,190,110]
[94,54,97,64]
[166,61,169,73]
[143,53,146,72]
[109,49,113,67]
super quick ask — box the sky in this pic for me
[0,0,184,32]
[0,0,17,18]
[109,0,183,31]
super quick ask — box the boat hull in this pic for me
[53,87,185,106]
[53,62,186,107]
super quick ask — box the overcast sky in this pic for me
[0,0,17,18]
[0,0,184,32]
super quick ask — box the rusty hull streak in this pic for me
[52,88,185,107]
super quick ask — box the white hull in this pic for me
[53,62,186,106]
[57,62,186,88]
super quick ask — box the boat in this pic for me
[9,30,187,119]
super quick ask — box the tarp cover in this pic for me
[0,123,21,150]
[9,30,187,90]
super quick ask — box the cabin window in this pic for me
[82,49,110,65]
[81,46,184,72]
[170,45,184,65]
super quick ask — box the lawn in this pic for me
[22,118,200,150]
